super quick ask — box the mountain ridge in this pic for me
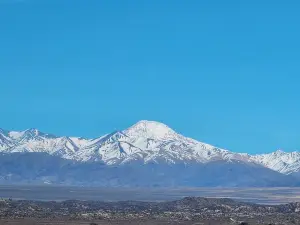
[1,120,300,176]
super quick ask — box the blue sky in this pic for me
[0,0,300,154]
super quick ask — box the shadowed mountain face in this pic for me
[0,152,298,187]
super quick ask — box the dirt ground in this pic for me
[0,219,240,225]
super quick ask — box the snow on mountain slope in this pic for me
[0,121,242,164]
[251,150,300,174]
[77,120,250,165]
[0,128,88,159]
[1,120,300,175]
[0,129,14,150]
[124,120,185,141]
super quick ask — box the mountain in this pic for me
[0,120,251,164]
[0,152,297,187]
[251,150,300,174]
[0,120,300,187]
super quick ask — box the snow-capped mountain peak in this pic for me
[273,149,286,155]
[8,128,42,140]
[250,150,300,174]
[8,128,54,142]
[21,128,40,139]
[1,121,300,176]
[25,128,39,135]
[8,130,26,140]
[123,120,181,140]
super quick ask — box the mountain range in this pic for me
[0,120,300,187]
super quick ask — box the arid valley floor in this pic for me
[1,185,300,204]
[1,186,300,224]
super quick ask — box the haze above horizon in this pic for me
[1,0,300,154]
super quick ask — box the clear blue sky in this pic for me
[1,0,300,154]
